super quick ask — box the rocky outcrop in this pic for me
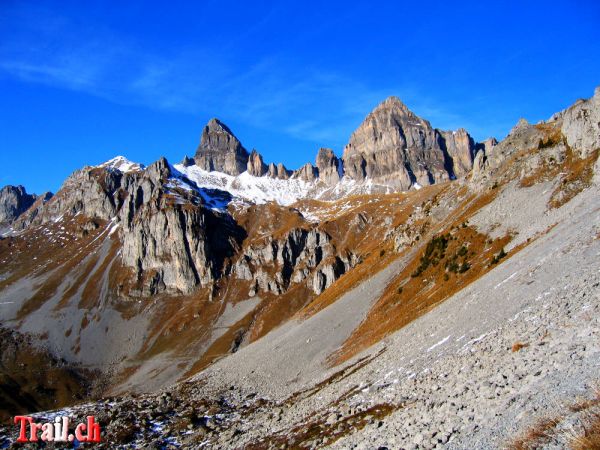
[315,148,343,185]
[342,96,480,190]
[480,137,498,154]
[11,192,53,231]
[194,118,249,175]
[234,227,357,296]
[118,158,243,296]
[0,185,37,226]
[561,86,600,158]
[267,163,291,179]
[293,163,318,182]
[181,155,195,167]
[10,156,243,296]
[247,150,268,177]
[311,255,354,294]
[470,119,549,185]
[439,129,477,178]
[472,86,599,185]
[121,202,214,296]
[12,165,128,230]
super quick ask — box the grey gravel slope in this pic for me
[194,163,600,449]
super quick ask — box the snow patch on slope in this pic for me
[174,164,313,206]
[98,156,145,173]
[96,156,414,212]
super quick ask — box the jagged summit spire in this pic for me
[194,118,249,176]
[372,95,412,116]
[204,118,235,136]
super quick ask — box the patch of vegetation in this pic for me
[537,133,563,149]
[411,234,449,277]
[511,341,529,352]
[510,386,600,450]
[510,417,562,450]
[491,248,507,265]
[444,244,472,275]
[549,148,598,209]
[248,403,398,449]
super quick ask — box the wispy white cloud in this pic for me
[0,4,478,149]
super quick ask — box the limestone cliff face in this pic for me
[342,97,482,189]
[10,192,53,231]
[233,227,357,296]
[194,119,249,175]
[12,165,126,229]
[9,157,244,296]
[439,129,477,178]
[293,163,318,182]
[315,148,342,186]
[117,158,244,296]
[561,87,600,158]
[267,162,291,179]
[0,185,37,227]
[118,159,209,295]
[247,150,268,177]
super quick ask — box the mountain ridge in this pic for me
[1,86,599,448]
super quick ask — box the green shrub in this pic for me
[491,248,507,265]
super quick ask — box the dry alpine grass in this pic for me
[512,342,529,352]
[570,388,600,450]
[508,387,600,450]
[571,411,600,450]
[510,416,562,450]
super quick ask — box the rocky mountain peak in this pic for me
[342,96,449,190]
[181,155,195,167]
[194,118,249,175]
[0,185,37,226]
[99,156,145,173]
[293,163,318,182]
[315,148,342,185]
[247,150,268,177]
[372,95,413,117]
[205,118,235,136]
[316,148,337,167]
[267,162,291,179]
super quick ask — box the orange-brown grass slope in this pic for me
[300,184,450,318]
[0,217,114,321]
[332,224,511,364]
[230,202,308,244]
[0,327,95,423]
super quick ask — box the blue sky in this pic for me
[1,1,599,194]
